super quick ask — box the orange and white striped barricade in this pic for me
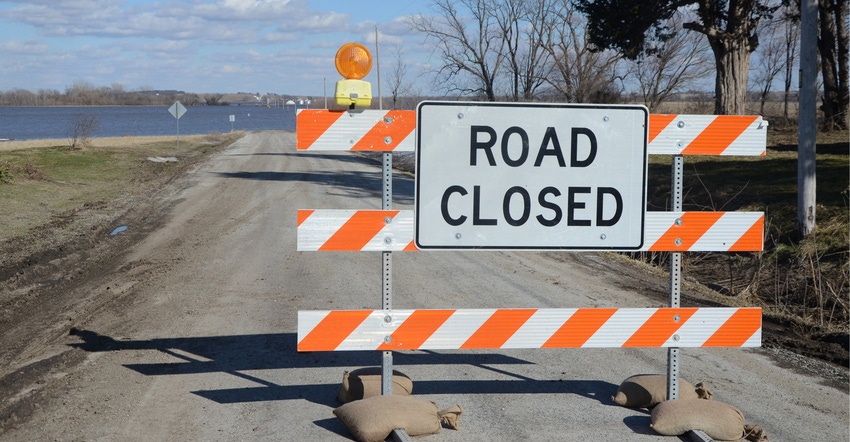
[298,307,762,352]
[294,104,766,412]
[296,209,763,252]
[296,109,767,156]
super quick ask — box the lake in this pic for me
[0,105,303,140]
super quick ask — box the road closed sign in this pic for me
[415,101,648,250]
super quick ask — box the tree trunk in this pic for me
[817,0,849,130]
[711,38,752,115]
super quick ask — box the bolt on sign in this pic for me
[415,102,649,250]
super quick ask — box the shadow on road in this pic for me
[211,169,415,205]
[68,329,617,408]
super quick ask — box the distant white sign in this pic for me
[168,101,187,119]
[415,101,648,250]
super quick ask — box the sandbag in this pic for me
[333,395,462,442]
[650,398,745,441]
[337,367,413,404]
[612,374,700,408]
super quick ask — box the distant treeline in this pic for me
[0,81,307,107]
[0,87,224,107]
[0,83,800,115]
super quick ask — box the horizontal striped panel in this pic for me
[297,308,762,351]
[296,209,416,251]
[295,110,766,156]
[644,211,764,252]
[648,114,767,156]
[296,109,416,151]
[296,210,763,252]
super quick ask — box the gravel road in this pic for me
[1,131,846,441]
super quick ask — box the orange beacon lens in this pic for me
[335,42,373,80]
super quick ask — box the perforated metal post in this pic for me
[668,154,683,400]
[381,151,394,395]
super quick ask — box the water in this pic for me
[0,105,301,140]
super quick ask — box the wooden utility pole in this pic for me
[798,0,818,237]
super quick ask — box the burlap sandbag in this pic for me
[612,374,701,408]
[337,367,413,404]
[650,398,745,441]
[333,395,462,442]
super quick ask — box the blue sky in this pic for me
[0,0,431,97]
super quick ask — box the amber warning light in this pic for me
[334,42,373,108]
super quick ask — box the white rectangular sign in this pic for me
[415,102,648,250]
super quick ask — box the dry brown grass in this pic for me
[0,132,244,257]
[0,134,225,152]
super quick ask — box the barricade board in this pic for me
[296,109,768,156]
[298,308,762,351]
[296,209,764,252]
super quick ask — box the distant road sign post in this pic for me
[229,114,235,132]
[168,101,187,148]
[415,102,649,250]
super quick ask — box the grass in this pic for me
[643,126,849,335]
[0,133,244,254]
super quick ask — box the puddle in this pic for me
[147,157,178,163]
[109,226,128,236]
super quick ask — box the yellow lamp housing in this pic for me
[335,79,372,108]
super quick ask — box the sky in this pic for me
[0,0,432,97]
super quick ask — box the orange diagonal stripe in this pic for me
[681,116,758,155]
[648,114,678,144]
[377,310,456,350]
[703,308,762,347]
[319,210,397,251]
[623,308,698,347]
[649,212,724,251]
[729,214,764,251]
[542,308,617,348]
[352,110,417,151]
[461,309,537,349]
[298,310,372,351]
[403,241,419,251]
[297,209,314,226]
[296,110,345,150]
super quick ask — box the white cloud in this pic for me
[0,39,49,54]
[220,64,252,74]
[0,0,437,95]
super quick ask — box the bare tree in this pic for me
[629,17,712,112]
[576,0,777,115]
[782,6,801,120]
[204,94,224,106]
[65,80,99,106]
[495,0,555,101]
[817,0,849,130]
[545,4,622,103]
[409,0,506,100]
[751,15,788,115]
[387,43,412,109]
[67,113,98,150]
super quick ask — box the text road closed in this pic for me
[415,102,648,250]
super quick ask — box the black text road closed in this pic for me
[415,102,648,250]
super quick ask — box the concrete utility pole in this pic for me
[798,0,818,237]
